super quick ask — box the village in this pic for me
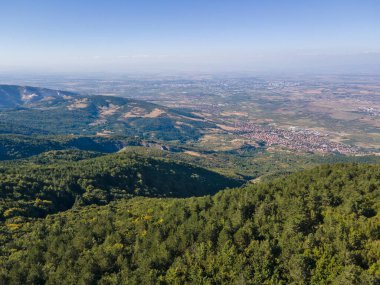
[234,122,361,154]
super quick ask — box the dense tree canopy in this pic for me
[0,135,141,160]
[0,163,379,284]
[0,151,241,222]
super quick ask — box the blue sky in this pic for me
[1,0,379,73]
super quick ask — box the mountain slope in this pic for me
[0,164,379,284]
[0,151,242,221]
[0,85,77,108]
[0,85,216,141]
[0,134,141,160]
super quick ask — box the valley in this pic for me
[3,74,378,153]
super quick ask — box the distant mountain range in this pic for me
[0,85,215,141]
[0,85,76,108]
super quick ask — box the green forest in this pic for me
[0,150,240,222]
[0,163,379,284]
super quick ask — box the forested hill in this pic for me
[0,151,242,222]
[0,85,77,108]
[0,85,216,141]
[0,134,140,160]
[1,163,379,284]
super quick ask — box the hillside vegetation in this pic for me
[2,133,380,182]
[0,135,140,160]
[0,151,241,222]
[0,85,215,141]
[0,164,379,284]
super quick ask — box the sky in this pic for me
[0,0,379,74]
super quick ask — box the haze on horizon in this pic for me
[1,0,379,74]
